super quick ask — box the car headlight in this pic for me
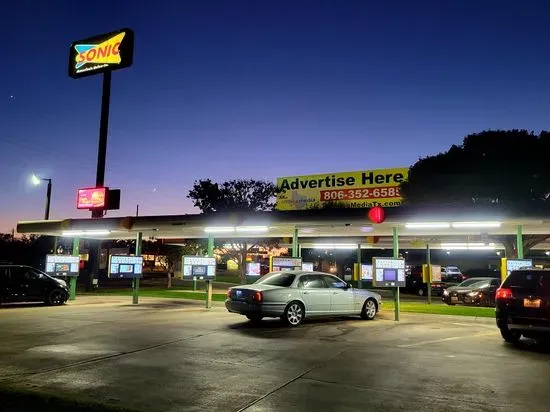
[468,291,479,297]
[443,290,449,296]
[56,278,67,287]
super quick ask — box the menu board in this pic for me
[302,262,314,271]
[183,256,216,279]
[108,255,143,278]
[246,262,261,277]
[45,255,80,276]
[271,257,302,272]
[372,257,406,287]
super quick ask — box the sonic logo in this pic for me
[74,32,126,69]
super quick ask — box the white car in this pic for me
[225,271,382,326]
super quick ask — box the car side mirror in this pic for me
[346,282,353,290]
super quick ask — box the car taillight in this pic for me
[227,289,231,298]
[496,287,513,301]
[252,291,262,302]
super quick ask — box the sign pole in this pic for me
[69,238,79,301]
[393,227,400,321]
[292,227,299,258]
[357,243,362,289]
[516,225,524,259]
[206,234,214,309]
[92,71,112,218]
[426,243,432,304]
[132,232,142,304]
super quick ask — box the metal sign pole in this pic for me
[92,71,112,218]
[426,243,432,304]
[133,232,142,304]
[392,227,400,321]
[292,227,299,257]
[69,237,79,301]
[206,234,214,309]
[357,243,362,289]
[517,225,524,259]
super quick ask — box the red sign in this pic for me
[77,187,107,210]
[368,206,385,224]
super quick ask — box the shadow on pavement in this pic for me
[0,302,47,310]
[507,338,550,354]
[118,300,202,310]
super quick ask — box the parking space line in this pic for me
[396,332,497,348]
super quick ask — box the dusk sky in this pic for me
[2,0,550,232]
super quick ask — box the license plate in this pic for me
[523,299,541,308]
[451,296,459,303]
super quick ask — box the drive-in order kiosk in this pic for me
[45,255,80,277]
[183,256,216,308]
[108,255,143,278]
[372,257,406,287]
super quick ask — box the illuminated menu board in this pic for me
[45,255,80,276]
[108,255,143,278]
[372,257,406,287]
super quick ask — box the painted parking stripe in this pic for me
[397,332,497,348]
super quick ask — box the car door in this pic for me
[298,274,331,315]
[0,267,9,302]
[9,267,45,302]
[322,275,356,314]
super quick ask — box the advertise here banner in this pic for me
[276,168,408,210]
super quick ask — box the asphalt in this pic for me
[1,297,549,412]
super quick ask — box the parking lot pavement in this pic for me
[1,298,549,412]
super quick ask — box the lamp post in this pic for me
[31,174,52,220]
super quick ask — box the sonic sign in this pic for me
[276,168,408,210]
[68,29,134,79]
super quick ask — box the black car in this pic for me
[0,265,69,305]
[496,269,550,343]
[442,277,496,305]
[461,278,501,307]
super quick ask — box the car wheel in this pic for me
[499,326,521,343]
[417,288,425,296]
[361,298,377,320]
[282,301,304,327]
[246,314,263,323]
[46,289,67,306]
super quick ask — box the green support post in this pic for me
[393,227,400,321]
[69,237,79,301]
[517,225,524,259]
[206,234,214,309]
[292,227,299,258]
[132,232,142,305]
[357,244,362,289]
[426,243,432,304]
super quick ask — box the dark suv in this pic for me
[496,269,550,343]
[0,265,69,305]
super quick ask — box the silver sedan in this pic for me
[225,271,382,326]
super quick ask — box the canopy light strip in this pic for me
[405,222,450,229]
[451,221,501,228]
[62,230,111,237]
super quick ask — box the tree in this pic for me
[188,179,279,213]
[401,130,550,257]
[188,179,280,282]
[216,238,279,283]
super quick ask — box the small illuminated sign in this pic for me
[372,257,406,287]
[361,264,373,280]
[501,258,533,281]
[302,262,314,271]
[77,187,107,210]
[69,29,134,79]
[108,255,143,278]
[45,255,80,276]
[246,262,261,277]
[183,256,216,279]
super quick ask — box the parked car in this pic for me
[462,268,500,280]
[225,271,382,326]
[442,277,496,305]
[441,266,464,283]
[462,278,501,306]
[496,269,550,343]
[0,265,68,305]
[405,266,446,296]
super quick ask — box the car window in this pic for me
[490,279,501,287]
[10,267,44,281]
[503,270,550,294]
[322,275,347,289]
[459,278,485,287]
[470,280,490,289]
[300,275,327,289]
[255,272,296,287]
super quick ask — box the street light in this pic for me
[31,174,52,220]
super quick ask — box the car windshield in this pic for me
[469,280,490,289]
[255,272,296,287]
[458,278,489,287]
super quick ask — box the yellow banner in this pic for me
[276,168,408,210]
